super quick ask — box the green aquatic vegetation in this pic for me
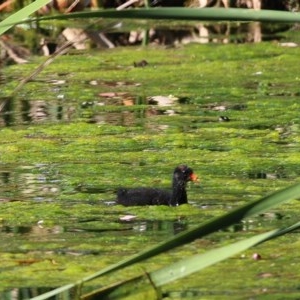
[32,184,300,299]
[1,39,300,298]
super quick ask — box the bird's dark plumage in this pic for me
[117,165,197,206]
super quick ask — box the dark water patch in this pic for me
[199,102,247,111]
[0,97,14,127]
[2,84,197,128]
[248,172,281,179]
[227,217,283,233]
[79,95,193,125]
[164,287,300,299]
[163,289,238,299]
[248,167,288,179]
[0,97,72,126]
[88,79,142,87]
[65,226,133,233]
[75,184,114,194]
[203,146,232,152]
[86,219,188,236]
[133,59,149,68]
[54,249,101,256]
[190,116,227,123]
[0,225,32,235]
[259,212,284,220]
[245,123,274,130]
[0,164,61,202]
[129,219,188,235]
[1,287,58,300]
[0,223,65,237]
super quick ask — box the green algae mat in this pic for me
[1,41,300,298]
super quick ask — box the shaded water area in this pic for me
[1,22,300,299]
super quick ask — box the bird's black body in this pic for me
[117,165,197,206]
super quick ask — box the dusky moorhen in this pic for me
[117,165,198,206]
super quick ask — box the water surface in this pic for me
[1,31,300,298]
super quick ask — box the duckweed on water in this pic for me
[1,41,300,297]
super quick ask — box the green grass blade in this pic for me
[151,221,300,287]
[0,0,52,36]
[4,7,300,33]
[36,7,300,23]
[81,230,278,300]
[32,183,300,300]
[83,221,300,299]
[153,233,277,287]
[82,182,300,281]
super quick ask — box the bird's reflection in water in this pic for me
[131,218,188,235]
